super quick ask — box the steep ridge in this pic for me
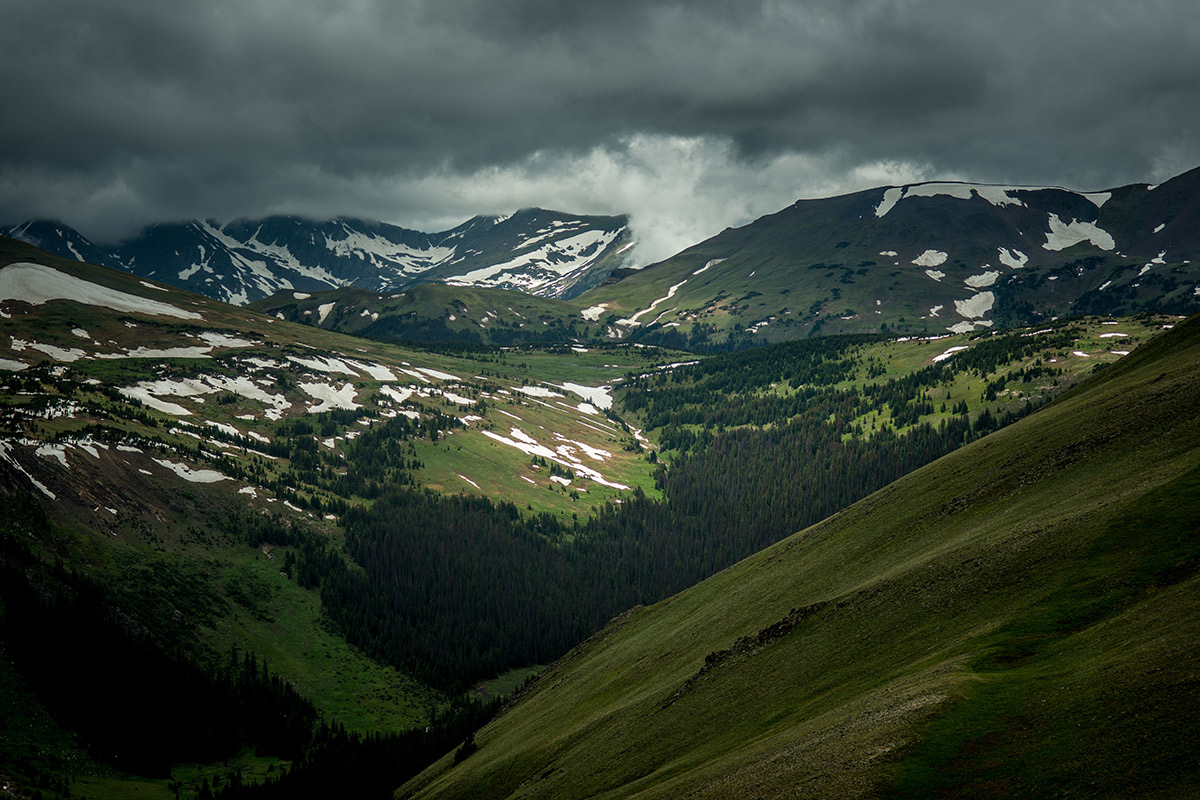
[401,312,1200,798]
[581,165,1200,347]
[3,209,632,305]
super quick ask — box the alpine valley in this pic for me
[1,166,1198,800]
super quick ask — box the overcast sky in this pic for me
[3,0,1199,264]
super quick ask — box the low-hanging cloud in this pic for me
[2,0,1199,252]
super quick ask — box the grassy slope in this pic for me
[0,237,669,519]
[249,282,597,345]
[402,313,1200,799]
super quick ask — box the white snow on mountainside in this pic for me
[5,211,632,305]
[875,181,1112,218]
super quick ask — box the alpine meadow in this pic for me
[3,2,1200,798]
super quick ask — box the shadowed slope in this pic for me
[401,313,1200,799]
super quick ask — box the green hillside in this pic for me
[3,235,1193,798]
[401,312,1200,798]
[249,282,595,347]
[0,239,672,797]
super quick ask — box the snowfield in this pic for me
[1042,214,1115,251]
[0,263,203,319]
[954,292,995,319]
[912,250,948,268]
[998,248,1029,269]
[154,458,227,483]
[556,382,614,410]
[299,382,360,413]
[964,271,1000,288]
[580,303,609,321]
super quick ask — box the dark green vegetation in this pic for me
[1,235,1193,798]
[400,312,1200,798]
[272,317,1150,695]
[254,165,1200,353]
[579,165,1200,348]
[249,283,602,347]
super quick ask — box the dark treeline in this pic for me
[214,699,497,800]
[280,328,1074,690]
[625,327,1077,435]
[295,395,1033,691]
[0,510,316,777]
[0,495,499,796]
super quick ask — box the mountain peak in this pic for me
[6,210,634,304]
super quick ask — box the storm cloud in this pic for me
[3,0,1199,263]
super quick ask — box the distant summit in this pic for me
[4,209,632,305]
[580,164,1200,346]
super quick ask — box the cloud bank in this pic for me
[2,0,1198,263]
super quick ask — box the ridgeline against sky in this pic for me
[3,0,1199,264]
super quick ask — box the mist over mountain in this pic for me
[585,164,1200,347]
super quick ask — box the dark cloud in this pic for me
[2,0,1199,257]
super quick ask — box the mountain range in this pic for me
[582,163,1200,346]
[2,164,1200,799]
[248,165,1200,350]
[4,208,633,305]
[11,166,1200,351]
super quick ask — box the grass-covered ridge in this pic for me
[401,312,1200,798]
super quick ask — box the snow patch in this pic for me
[154,458,227,483]
[0,263,202,319]
[1042,214,1115,251]
[912,250,948,268]
[964,271,999,288]
[616,280,688,328]
[415,367,460,382]
[36,444,69,467]
[198,331,257,348]
[932,345,969,363]
[299,382,360,413]
[516,385,565,399]
[954,292,995,319]
[925,269,946,282]
[287,355,360,375]
[344,359,398,381]
[947,320,994,334]
[579,303,608,321]
[0,441,55,498]
[380,385,414,404]
[874,187,903,217]
[556,382,613,410]
[998,248,1029,269]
